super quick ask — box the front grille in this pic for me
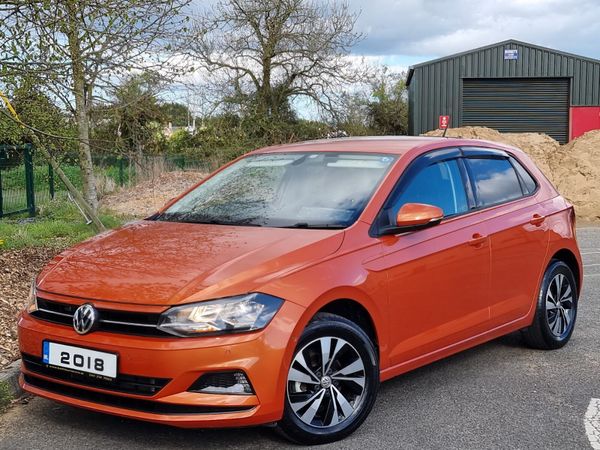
[31,297,169,337]
[24,374,254,415]
[22,353,170,396]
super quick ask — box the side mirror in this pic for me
[380,203,444,235]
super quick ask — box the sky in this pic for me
[182,0,600,117]
[345,0,600,71]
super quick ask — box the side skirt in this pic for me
[379,315,532,382]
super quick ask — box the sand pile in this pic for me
[425,127,599,222]
[551,130,600,221]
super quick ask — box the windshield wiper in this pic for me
[186,219,263,227]
[155,215,263,227]
[282,222,345,229]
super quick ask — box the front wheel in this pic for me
[522,260,578,349]
[277,313,379,444]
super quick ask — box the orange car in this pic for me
[19,137,582,444]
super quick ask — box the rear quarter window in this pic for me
[466,157,524,207]
[510,157,538,194]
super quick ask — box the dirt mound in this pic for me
[425,126,599,221]
[425,126,506,142]
[0,248,58,368]
[552,130,600,221]
[101,171,206,218]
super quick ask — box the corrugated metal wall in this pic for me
[408,40,600,136]
[462,78,570,143]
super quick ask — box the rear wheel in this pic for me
[522,260,578,349]
[277,313,379,444]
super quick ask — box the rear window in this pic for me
[466,157,523,207]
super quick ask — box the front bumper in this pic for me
[18,301,304,428]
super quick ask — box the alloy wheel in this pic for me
[546,273,574,337]
[287,336,366,428]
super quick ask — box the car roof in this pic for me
[251,136,519,156]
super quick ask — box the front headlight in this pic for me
[26,280,37,313]
[157,293,283,337]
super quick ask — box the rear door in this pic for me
[462,149,550,327]
[375,149,492,366]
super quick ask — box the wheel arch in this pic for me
[315,299,379,351]
[550,248,582,297]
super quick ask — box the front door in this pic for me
[374,151,492,367]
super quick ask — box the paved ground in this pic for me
[1,228,599,449]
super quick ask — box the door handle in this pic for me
[468,233,488,247]
[530,214,546,226]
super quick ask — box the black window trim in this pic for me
[370,146,541,237]
[457,157,478,211]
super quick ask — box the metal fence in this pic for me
[0,146,216,219]
[0,144,36,217]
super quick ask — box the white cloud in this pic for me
[348,0,600,61]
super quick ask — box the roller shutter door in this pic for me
[462,78,570,143]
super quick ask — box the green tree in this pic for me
[110,74,165,162]
[367,70,408,135]
[0,77,75,149]
[160,102,192,128]
[0,0,190,212]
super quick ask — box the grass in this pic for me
[0,382,10,411]
[0,200,125,250]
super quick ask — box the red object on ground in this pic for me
[571,106,600,140]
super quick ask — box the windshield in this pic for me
[156,152,396,229]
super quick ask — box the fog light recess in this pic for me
[188,371,254,395]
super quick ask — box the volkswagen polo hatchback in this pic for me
[19,137,582,444]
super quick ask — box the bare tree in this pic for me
[0,0,190,212]
[188,0,364,120]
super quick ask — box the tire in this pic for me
[277,312,379,445]
[522,260,578,350]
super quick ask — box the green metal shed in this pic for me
[407,39,600,143]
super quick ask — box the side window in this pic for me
[391,159,468,216]
[510,157,538,194]
[465,157,523,207]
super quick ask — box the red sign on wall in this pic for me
[439,115,450,129]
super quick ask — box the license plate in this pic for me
[42,341,117,379]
